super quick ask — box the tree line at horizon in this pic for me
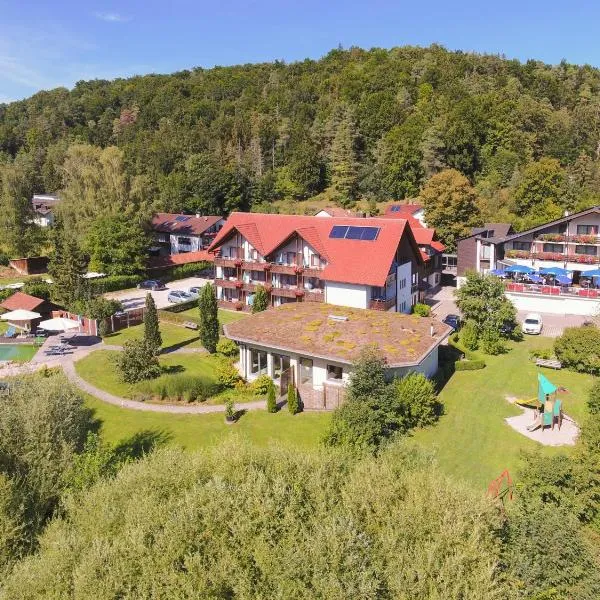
[3,44,600,256]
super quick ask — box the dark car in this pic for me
[442,314,461,330]
[137,279,166,291]
[500,321,516,336]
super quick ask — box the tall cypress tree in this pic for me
[143,293,162,356]
[48,218,88,309]
[252,285,269,313]
[329,106,359,207]
[198,283,219,353]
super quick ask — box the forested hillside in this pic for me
[3,44,600,256]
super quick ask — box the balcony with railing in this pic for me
[504,281,600,299]
[270,263,300,275]
[214,278,239,289]
[242,260,270,271]
[214,257,243,268]
[271,287,298,298]
[303,290,325,302]
[505,249,599,265]
[369,297,396,311]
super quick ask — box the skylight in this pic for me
[328,225,380,241]
[174,215,190,222]
[390,206,401,212]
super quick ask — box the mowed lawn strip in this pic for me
[75,350,220,400]
[84,392,331,451]
[103,310,247,351]
[409,336,593,490]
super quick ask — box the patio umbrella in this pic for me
[580,268,600,278]
[38,317,80,331]
[539,266,570,276]
[504,264,535,274]
[525,273,543,283]
[555,275,572,285]
[0,309,41,321]
[489,269,507,277]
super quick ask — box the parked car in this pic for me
[187,286,203,298]
[167,290,193,303]
[442,314,461,330]
[137,279,166,291]
[522,313,543,335]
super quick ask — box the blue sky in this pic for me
[1,0,599,103]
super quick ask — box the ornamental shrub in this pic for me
[287,383,299,414]
[143,293,162,357]
[266,381,277,413]
[412,303,431,317]
[216,358,241,388]
[460,320,479,351]
[587,379,600,415]
[393,373,439,428]
[480,326,506,356]
[216,337,238,357]
[554,325,600,374]
[115,340,161,384]
[454,359,486,371]
[252,285,269,313]
[250,374,273,396]
[198,283,219,353]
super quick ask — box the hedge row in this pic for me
[159,261,212,282]
[88,275,144,294]
[454,360,486,371]
[162,298,199,313]
[448,334,486,371]
[157,310,191,325]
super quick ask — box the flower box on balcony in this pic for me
[234,259,243,267]
[506,249,531,259]
[570,254,597,264]
[294,266,304,274]
[534,252,565,262]
[538,233,565,242]
[264,284,272,292]
[235,281,243,288]
[294,289,304,297]
[573,235,598,244]
[234,301,244,311]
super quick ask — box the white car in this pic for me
[522,313,543,335]
[188,286,203,298]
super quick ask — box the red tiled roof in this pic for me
[147,250,214,270]
[209,213,422,287]
[384,203,424,217]
[151,213,223,236]
[0,292,45,312]
[431,240,446,252]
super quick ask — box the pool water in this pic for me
[0,345,38,362]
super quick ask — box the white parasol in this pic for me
[1,309,42,321]
[38,317,80,331]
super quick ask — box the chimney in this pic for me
[430,324,434,337]
[196,213,201,219]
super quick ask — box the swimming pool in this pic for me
[0,345,38,362]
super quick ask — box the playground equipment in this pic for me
[525,373,565,433]
[487,469,514,503]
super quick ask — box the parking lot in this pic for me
[104,277,211,310]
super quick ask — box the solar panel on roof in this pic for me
[391,206,401,212]
[329,225,348,239]
[328,225,380,241]
[174,215,190,222]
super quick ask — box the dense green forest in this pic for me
[3,44,600,256]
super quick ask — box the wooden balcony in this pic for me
[217,299,249,312]
[242,260,270,271]
[214,257,242,268]
[270,264,298,275]
[369,298,396,311]
[214,278,239,289]
[271,287,298,298]
[302,267,324,278]
[304,291,325,303]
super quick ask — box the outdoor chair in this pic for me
[553,399,563,430]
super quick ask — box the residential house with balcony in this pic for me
[150,213,225,256]
[381,204,445,294]
[456,207,600,315]
[208,212,423,313]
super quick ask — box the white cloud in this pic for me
[93,12,131,23]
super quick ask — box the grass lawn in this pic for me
[104,310,247,351]
[76,350,223,401]
[104,321,202,350]
[84,392,330,450]
[409,336,594,490]
[174,307,247,326]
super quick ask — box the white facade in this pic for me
[325,282,368,309]
[397,262,412,313]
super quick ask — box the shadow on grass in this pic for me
[160,337,201,354]
[161,364,185,375]
[114,429,172,460]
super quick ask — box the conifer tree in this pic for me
[330,106,359,207]
[198,283,219,353]
[252,285,269,313]
[143,293,162,356]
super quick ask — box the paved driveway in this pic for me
[104,276,211,310]
[427,286,589,338]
